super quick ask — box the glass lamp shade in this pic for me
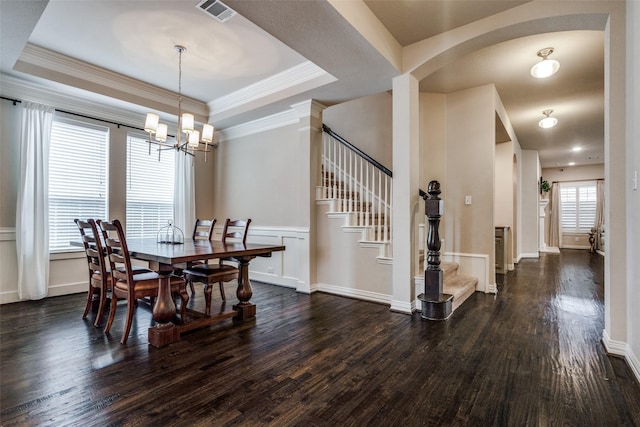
[144,113,159,133]
[187,130,200,149]
[530,59,560,78]
[201,124,214,143]
[155,123,168,142]
[181,113,195,134]
[539,117,558,128]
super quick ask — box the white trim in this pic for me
[389,299,413,314]
[561,244,590,250]
[601,330,640,384]
[541,246,560,253]
[216,109,299,142]
[209,62,335,120]
[15,45,207,118]
[250,272,298,289]
[627,348,640,384]
[316,282,391,305]
[602,329,627,356]
[47,282,86,297]
[442,252,493,294]
[520,252,540,258]
[0,227,16,242]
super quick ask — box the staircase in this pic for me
[417,253,478,312]
[319,127,477,315]
[317,126,392,260]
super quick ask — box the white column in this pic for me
[391,73,420,313]
[538,198,548,251]
[291,100,325,294]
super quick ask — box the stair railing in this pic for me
[320,125,392,243]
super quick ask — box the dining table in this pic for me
[124,238,285,348]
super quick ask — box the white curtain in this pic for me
[16,102,54,300]
[548,182,561,248]
[595,179,605,250]
[173,151,196,238]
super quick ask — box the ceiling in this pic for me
[0,0,604,168]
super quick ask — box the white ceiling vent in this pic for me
[196,0,237,23]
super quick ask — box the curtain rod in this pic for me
[1,95,145,133]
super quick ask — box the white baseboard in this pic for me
[0,281,86,304]
[602,330,640,384]
[520,252,540,259]
[250,271,298,289]
[316,282,391,306]
[389,299,413,314]
[561,244,590,250]
[540,246,560,253]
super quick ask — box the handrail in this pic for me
[322,124,392,178]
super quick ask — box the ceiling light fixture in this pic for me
[539,109,558,129]
[530,47,560,79]
[144,45,215,161]
[572,146,582,152]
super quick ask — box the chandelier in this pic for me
[144,45,215,161]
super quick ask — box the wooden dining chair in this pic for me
[75,218,111,327]
[185,218,216,294]
[100,219,189,344]
[182,218,251,315]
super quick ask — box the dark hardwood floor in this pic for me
[1,250,639,426]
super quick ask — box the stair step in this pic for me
[444,274,478,311]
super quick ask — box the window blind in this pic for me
[560,181,597,233]
[49,119,109,252]
[126,134,175,239]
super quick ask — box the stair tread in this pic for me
[444,275,478,311]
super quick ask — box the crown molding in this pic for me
[15,43,208,120]
[208,61,336,122]
[217,108,299,142]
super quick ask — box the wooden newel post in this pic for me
[418,180,453,320]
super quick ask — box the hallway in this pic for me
[1,250,639,425]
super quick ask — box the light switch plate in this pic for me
[465,195,472,205]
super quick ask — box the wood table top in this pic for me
[125,238,285,266]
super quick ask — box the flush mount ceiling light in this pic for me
[539,109,558,128]
[530,47,560,78]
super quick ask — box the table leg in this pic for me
[148,274,179,347]
[233,257,256,320]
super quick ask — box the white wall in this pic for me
[444,85,496,282]
[625,0,640,381]
[323,91,392,171]
[520,150,541,257]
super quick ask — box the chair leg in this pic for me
[189,280,195,295]
[179,287,189,321]
[104,293,118,334]
[82,285,95,319]
[219,281,226,301]
[94,285,107,328]
[204,283,212,316]
[120,297,136,345]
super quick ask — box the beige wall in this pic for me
[627,0,640,379]
[521,150,541,256]
[323,91,392,171]
[444,84,496,280]
[542,164,605,183]
[213,123,300,227]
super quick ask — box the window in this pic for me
[560,181,597,232]
[126,134,175,238]
[49,118,109,252]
